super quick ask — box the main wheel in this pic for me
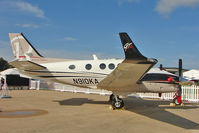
[111,97,124,109]
[173,97,182,105]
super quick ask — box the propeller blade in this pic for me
[179,59,182,78]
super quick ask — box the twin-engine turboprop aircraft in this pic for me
[8,32,180,109]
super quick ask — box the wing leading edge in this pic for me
[97,33,157,93]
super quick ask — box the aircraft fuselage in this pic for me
[22,58,178,95]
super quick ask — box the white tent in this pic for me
[183,69,199,80]
[0,68,19,76]
[0,68,30,79]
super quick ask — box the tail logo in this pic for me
[124,42,133,52]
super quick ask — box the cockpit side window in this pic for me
[141,74,179,81]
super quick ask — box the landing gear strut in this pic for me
[109,94,114,102]
[109,94,124,109]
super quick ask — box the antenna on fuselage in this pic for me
[92,54,98,60]
[179,59,182,78]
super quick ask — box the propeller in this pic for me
[176,59,182,104]
[178,59,188,82]
[179,59,182,79]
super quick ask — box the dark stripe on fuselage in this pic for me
[39,76,104,78]
[141,73,179,82]
[26,70,179,85]
[143,81,179,85]
[26,70,108,76]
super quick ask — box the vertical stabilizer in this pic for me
[119,32,147,60]
[9,33,43,60]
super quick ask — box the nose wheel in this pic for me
[171,85,183,106]
[109,94,124,110]
[173,96,182,105]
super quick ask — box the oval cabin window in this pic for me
[69,65,75,70]
[99,63,106,70]
[85,64,92,70]
[109,63,115,70]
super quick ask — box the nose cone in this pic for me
[168,78,173,83]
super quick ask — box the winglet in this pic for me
[119,32,147,60]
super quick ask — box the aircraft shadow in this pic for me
[54,97,199,129]
[124,97,199,129]
[54,98,108,106]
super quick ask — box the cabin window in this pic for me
[69,65,75,70]
[99,63,106,70]
[108,63,115,70]
[85,64,92,70]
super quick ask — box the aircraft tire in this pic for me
[111,97,124,109]
[173,97,182,105]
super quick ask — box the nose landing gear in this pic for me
[173,95,182,105]
[170,86,184,107]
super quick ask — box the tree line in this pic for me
[0,57,13,71]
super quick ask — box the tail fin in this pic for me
[9,33,43,60]
[119,32,147,60]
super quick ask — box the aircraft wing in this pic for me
[97,33,157,93]
[9,60,46,71]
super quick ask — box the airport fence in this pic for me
[30,80,112,95]
[137,85,199,102]
[30,80,199,103]
[53,83,112,96]
[29,80,40,90]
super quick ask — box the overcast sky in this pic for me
[0,0,199,69]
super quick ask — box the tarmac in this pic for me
[0,90,199,133]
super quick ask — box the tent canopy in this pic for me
[0,68,30,79]
[183,69,199,80]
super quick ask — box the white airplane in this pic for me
[8,32,181,109]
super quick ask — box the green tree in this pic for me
[0,57,12,71]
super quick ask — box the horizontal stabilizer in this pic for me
[9,60,46,71]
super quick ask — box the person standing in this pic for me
[1,77,5,90]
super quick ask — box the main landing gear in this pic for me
[109,94,124,110]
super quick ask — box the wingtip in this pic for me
[119,32,127,35]
[147,58,158,64]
